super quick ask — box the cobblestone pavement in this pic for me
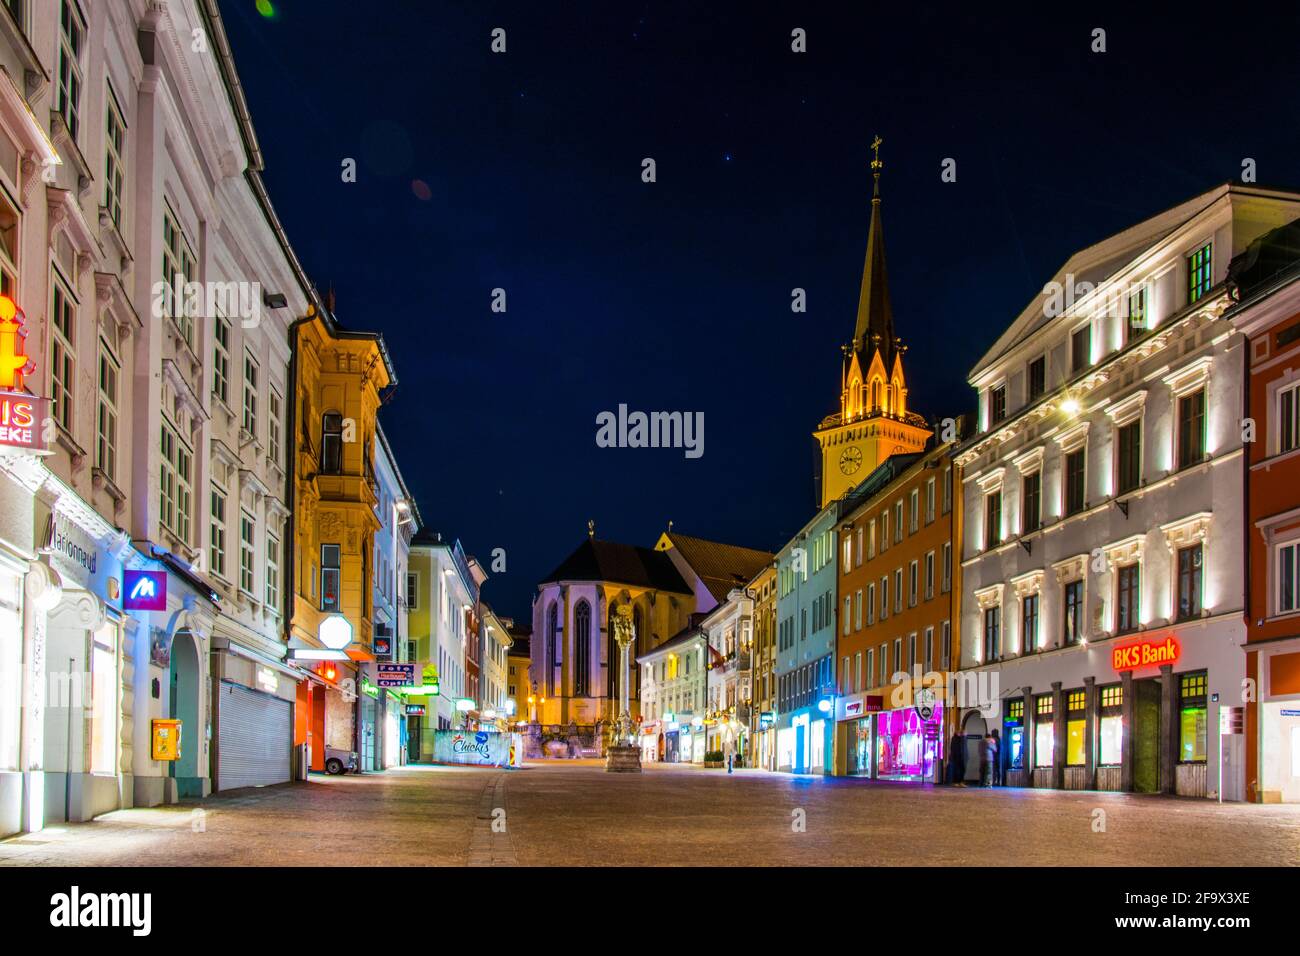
[3,760,1299,866]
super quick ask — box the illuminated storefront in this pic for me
[874,705,944,780]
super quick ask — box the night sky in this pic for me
[221,2,1300,621]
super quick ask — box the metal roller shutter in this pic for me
[216,679,291,791]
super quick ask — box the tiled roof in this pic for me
[538,538,692,593]
[661,532,774,603]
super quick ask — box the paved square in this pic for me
[3,761,1298,866]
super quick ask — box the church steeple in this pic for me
[852,135,895,362]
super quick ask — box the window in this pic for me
[908,560,918,607]
[103,87,125,229]
[893,639,902,679]
[1063,579,1084,645]
[56,1,85,139]
[985,491,1002,549]
[1277,541,1300,614]
[1071,324,1091,373]
[1179,672,1208,763]
[879,644,888,685]
[162,207,196,347]
[866,583,876,625]
[1099,685,1123,766]
[1188,243,1213,303]
[1028,356,1046,401]
[322,413,343,474]
[894,568,903,610]
[239,511,256,595]
[1035,695,1054,768]
[942,620,952,669]
[924,627,934,671]
[406,572,418,610]
[243,352,259,437]
[983,606,1000,662]
[1177,389,1206,469]
[854,589,863,630]
[1022,471,1041,533]
[909,489,919,533]
[925,478,936,524]
[268,387,282,468]
[96,342,119,480]
[942,542,951,593]
[321,544,340,612]
[50,274,75,431]
[866,648,874,688]
[574,601,591,696]
[90,623,116,773]
[1116,564,1140,634]
[1064,448,1086,515]
[880,575,889,619]
[1278,382,1300,454]
[209,484,227,579]
[1065,690,1086,766]
[1006,700,1025,770]
[880,510,889,551]
[942,467,952,514]
[1117,420,1141,494]
[842,596,851,636]
[924,551,935,600]
[855,526,863,565]
[0,188,17,297]
[266,533,280,610]
[842,535,852,574]
[907,633,917,671]
[1177,544,1203,621]
[213,314,231,405]
[160,420,192,544]
[1127,286,1146,341]
[1022,593,1039,653]
[868,519,876,559]
[893,502,903,543]
[990,384,1007,425]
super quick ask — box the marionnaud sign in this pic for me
[375,662,415,687]
[431,729,509,767]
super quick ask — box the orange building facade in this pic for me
[1229,227,1300,803]
[832,441,961,780]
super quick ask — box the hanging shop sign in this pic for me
[123,569,167,611]
[404,704,426,716]
[915,687,938,722]
[1112,635,1180,672]
[373,634,393,659]
[375,662,415,687]
[1219,706,1244,735]
[0,294,48,453]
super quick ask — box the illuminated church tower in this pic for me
[814,138,932,507]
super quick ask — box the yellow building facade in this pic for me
[287,305,393,771]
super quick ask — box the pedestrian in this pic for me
[727,751,733,774]
[948,730,967,786]
[990,728,1002,787]
[980,733,993,786]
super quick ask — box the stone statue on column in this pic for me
[605,603,642,772]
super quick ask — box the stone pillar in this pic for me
[1159,664,1175,795]
[1051,681,1065,790]
[1083,676,1097,789]
[1120,669,1135,792]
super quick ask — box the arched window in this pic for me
[547,602,559,694]
[574,600,591,696]
[871,380,881,411]
[322,413,343,474]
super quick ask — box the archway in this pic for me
[961,709,990,784]
[169,629,203,797]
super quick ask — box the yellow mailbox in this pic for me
[151,718,182,761]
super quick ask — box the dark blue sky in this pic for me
[221,1,1300,621]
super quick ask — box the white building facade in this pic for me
[955,184,1300,800]
[0,0,314,835]
[639,627,708,763]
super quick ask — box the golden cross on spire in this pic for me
[870,135,883,171]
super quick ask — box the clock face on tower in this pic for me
[839,446,863,475]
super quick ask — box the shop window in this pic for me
[1179,672,1208,763]
[1034,695,1054,768]
[1098,685,1123,766]
[1005,700,1026,771]
[1065,690,1086,766]
[90,623,117,773]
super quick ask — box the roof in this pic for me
[659,532,774,603]
[538,538,692,593]
[639,619,707,660]
[507,635,531,657]
[1229,215,1300,299]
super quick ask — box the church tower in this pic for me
[814,138,932,507]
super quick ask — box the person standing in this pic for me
[949,730,967,786]
[980,733,994,786]
[990,728,1002,787]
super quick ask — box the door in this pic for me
[169,630,203,797]
[216,680,291,791]
[1133,679,1161,793]
[407,715,422,762]
[310,684,326,772]
[360,694,377,771]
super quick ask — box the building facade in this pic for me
[639,622,708,763]
[833,441,961,781]
[748,564,777,769]
[955,184,1300,799]
[406,531,478,746]
[1226,218,1300,803]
